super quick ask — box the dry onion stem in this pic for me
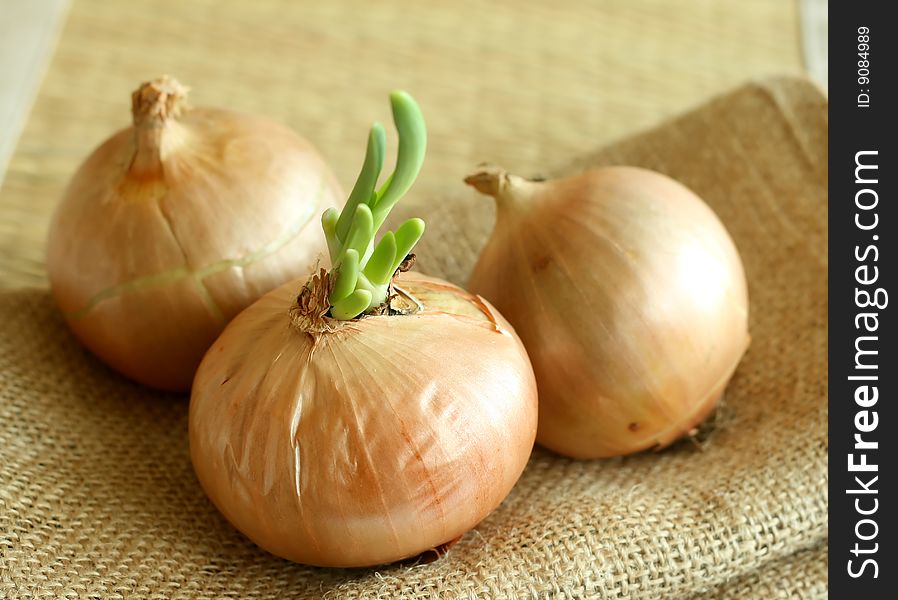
[467,166,750,459]
[47,76,342,391]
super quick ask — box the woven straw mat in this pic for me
[1,77,826,598]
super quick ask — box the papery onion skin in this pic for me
[467,166,749,459]
[189,271,538,567]
[47,77,342,391]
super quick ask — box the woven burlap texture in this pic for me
[0,77,827,598]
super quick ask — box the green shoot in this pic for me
[322,91,427,320]
[329,289,373,320]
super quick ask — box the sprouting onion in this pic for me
[188,92,538,567]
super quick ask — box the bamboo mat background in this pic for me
[0,0,807,288]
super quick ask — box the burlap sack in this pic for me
[0,77,827,598]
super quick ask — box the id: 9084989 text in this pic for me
[857,27,870,108]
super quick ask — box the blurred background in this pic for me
[1,0,826,288]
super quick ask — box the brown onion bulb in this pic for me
[47,76,342,391]
[466,166,749,459]
[189,271,538,567]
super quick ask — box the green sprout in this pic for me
[322,91,427,320]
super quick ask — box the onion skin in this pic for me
[467,166,749,459]
[47,77,342,391]
[189,272,538,567]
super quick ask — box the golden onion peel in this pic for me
[189,271,538,566]
[47,76,342,391]
[466,166,750,459]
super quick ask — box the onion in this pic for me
[189,271,537,567]
[189,93,537,567]
[47,76,342,391]
[466,165,749,459]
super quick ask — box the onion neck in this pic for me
[290,268,423,337]
[291,269,344,335]
[129,76,189,178]
[464,165,540,218]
